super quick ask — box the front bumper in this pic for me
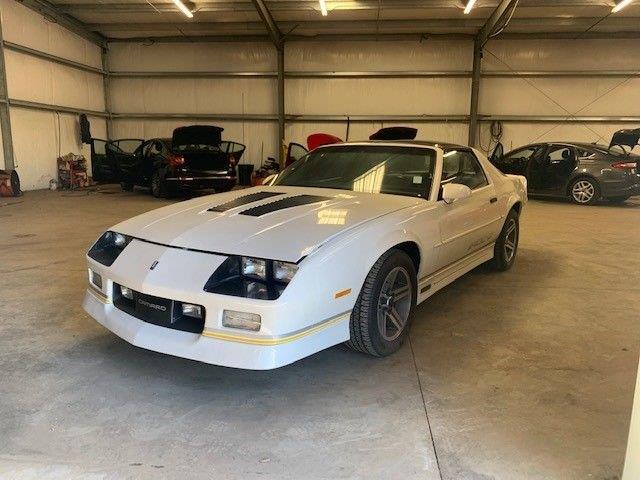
[83,290,349,369]
[82,239,351,370]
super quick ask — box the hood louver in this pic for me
[208,191,284,212]
[239,195,331,217]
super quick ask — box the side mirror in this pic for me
[442,183,471,204]
[262,173,278,186]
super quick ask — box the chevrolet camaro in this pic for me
[83,141,527,369]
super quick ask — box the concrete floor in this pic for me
[0,187,638,480]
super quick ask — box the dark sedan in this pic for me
[107,126,245,198]
[491,142,640,205]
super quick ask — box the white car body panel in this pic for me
[83,142,527,369]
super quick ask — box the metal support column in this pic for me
[101,47,113,140]
[0,12,15,170]
[277,46,285,165]
[468,38,482,147]
[250,0,284,164]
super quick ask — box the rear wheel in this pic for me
[346,250,417,357]
[569,177,600,205]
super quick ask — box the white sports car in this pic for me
[83,141,527,369]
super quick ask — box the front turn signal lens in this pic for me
[222,310,261,331]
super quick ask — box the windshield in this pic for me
[273,145,436,198]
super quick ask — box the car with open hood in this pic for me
[83,140,527,369]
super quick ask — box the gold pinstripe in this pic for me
[201,311,351,346]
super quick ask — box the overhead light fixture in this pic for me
[319,0,328,16]
[172,0,194,18]
[612,0,633,12]
[463,0,477,14]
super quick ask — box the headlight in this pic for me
[273,261,298,282]
[87,231,132,266]
[241,257,267,280]
[204,256,298,300]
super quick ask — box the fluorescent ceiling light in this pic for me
[463,0,477,14]
[612,0,633,12]
[172,0,194,18]
[319,0,328,16]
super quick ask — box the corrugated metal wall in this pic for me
[481,38,640,152]
[109,37,639,170]
[1,0,106,190]
[108,41,279,167]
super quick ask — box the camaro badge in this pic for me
[150,260,159,270]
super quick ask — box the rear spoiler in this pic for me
[609,128,640,150]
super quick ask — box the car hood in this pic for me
[112,186,422,263]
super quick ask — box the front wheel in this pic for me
[569,177,600,205]
[346,250,417,357]
[490,209,519,271]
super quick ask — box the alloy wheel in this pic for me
[571,180,595,204]
[504,218,518,262]
[377,266,412,342]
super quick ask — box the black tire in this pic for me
[120,181,134,191]
[490,208,519,271]
[151,170,168,198]
[568,177,600,205]
[606,196,629,204]
[346,250,417,357]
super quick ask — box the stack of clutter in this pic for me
[57,153,90,190]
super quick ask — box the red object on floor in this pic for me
[307,133,343,151]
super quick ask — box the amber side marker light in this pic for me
[335,288,352,299]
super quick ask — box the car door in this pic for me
[544,144,578,193]
[286,142,308,167]
[90,139,115,182]
[139,140,165,183]
[495,145,541,176]
[526,144,551,193]
[106,139,144,183]
[436,150,501,269]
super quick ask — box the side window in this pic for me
[547,146,575,164]
[441,151,488,190]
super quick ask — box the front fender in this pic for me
[292,207,434,320]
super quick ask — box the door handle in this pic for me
[490,197,498,203]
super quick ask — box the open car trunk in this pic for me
[610,128,640,151]
[171,126,244,172]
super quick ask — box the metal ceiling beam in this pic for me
[477,0,520,46]
[250,0,283,47]
[56,0,623,13]
[104,30,640,43]
[89,17,640,35]
[16,0,107,47]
